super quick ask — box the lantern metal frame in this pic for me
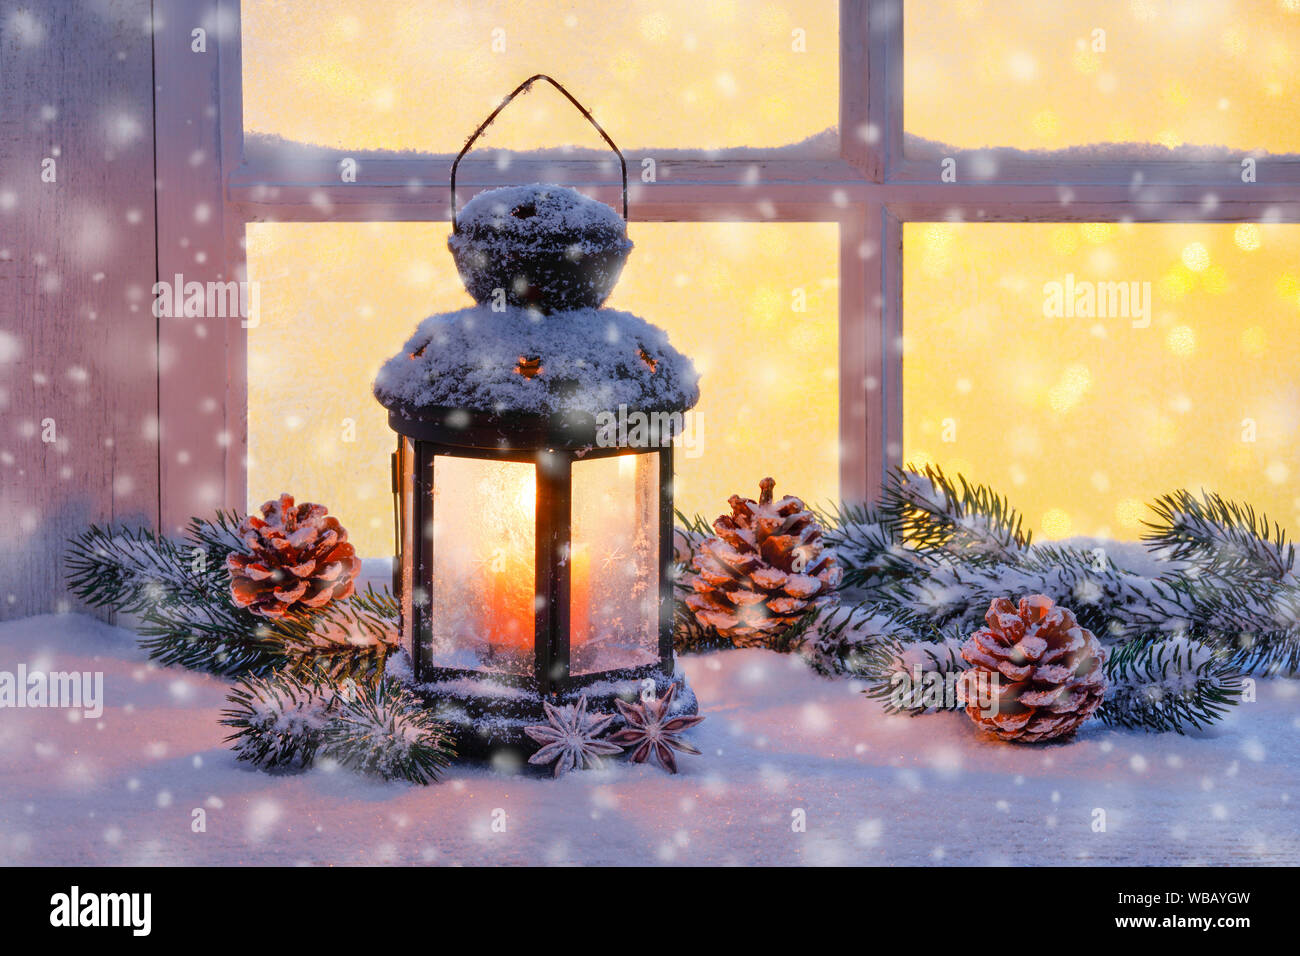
[390,407,678,702]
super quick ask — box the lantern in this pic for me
[374,76,701,752]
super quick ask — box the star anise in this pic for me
[524,694,622,778]
[609,682,705,774]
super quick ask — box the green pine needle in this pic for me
[879,464,1030,562]
[222,672,456,784]
[322,677,456,784]
[221,671,336,768]
[1101,635,1244,734]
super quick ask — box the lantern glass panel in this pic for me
[429,456,536,675]
[569,453,660,676]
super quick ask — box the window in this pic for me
[154,0,1298,557]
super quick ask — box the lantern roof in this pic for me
[373,303,700,419]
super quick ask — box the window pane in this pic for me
[905,0,1300,158]
[245,220,840,556]
[903,222,1300,541]
[570,453,660,676]
[242,0,838,154]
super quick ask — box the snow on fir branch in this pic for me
[672,465,1297,732]
[221,670,336,768]
[221,672,455,784]
[1145,489,1296,584]
[878,465,1030,564]
[322,677,456,784]
[817,501,927,590]
[792,603,923,678]
[271,586,400,683]
[66,515,283,676]
[1100,635,1245,734]
[1142,489,1300,669]
[65,517,400,679]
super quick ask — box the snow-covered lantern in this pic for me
[374,76,701,751]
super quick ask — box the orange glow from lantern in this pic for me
[569,542,592,651]
[480,465,536,663]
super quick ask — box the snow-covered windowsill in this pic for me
[1,613,1295,865]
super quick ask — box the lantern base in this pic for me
[389,654,698,761]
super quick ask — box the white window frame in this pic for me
[152,0,1300,536]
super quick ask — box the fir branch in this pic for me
[1144,489,1295,583]
[1141,491,1300,663]
[321,677,456,784]
[221,671,337,768]
[796,602,928,678]
[860,630,968,715]
[796,599,966,709]
[66,522,285,676]
[222,671,456,784]
[819,501,922,590]
[1100,635,1244,734]
[1142,573,1297,646]
[271,585,401,682]
[879,465,1030,563]
[186,509,248,567]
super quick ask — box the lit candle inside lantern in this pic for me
[480,465,536,663]
[569,542,592,653]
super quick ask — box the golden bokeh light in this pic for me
[242,0,838,152]
[906,0,1300,153]
[904,222,1300,542]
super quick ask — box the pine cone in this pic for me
[226,494,360,620]
[684,477,841,648]
[960,595,1107,743]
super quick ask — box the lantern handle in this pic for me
[450,74,628,233]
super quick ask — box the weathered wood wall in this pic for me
[0,0,159,619]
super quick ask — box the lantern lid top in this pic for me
[373,303,700,420]
[454,183,625,242]
[448,184,633,312]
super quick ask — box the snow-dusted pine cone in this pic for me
[226,494,360,620]
[960,595,1107,743]
[684,477,841,648]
